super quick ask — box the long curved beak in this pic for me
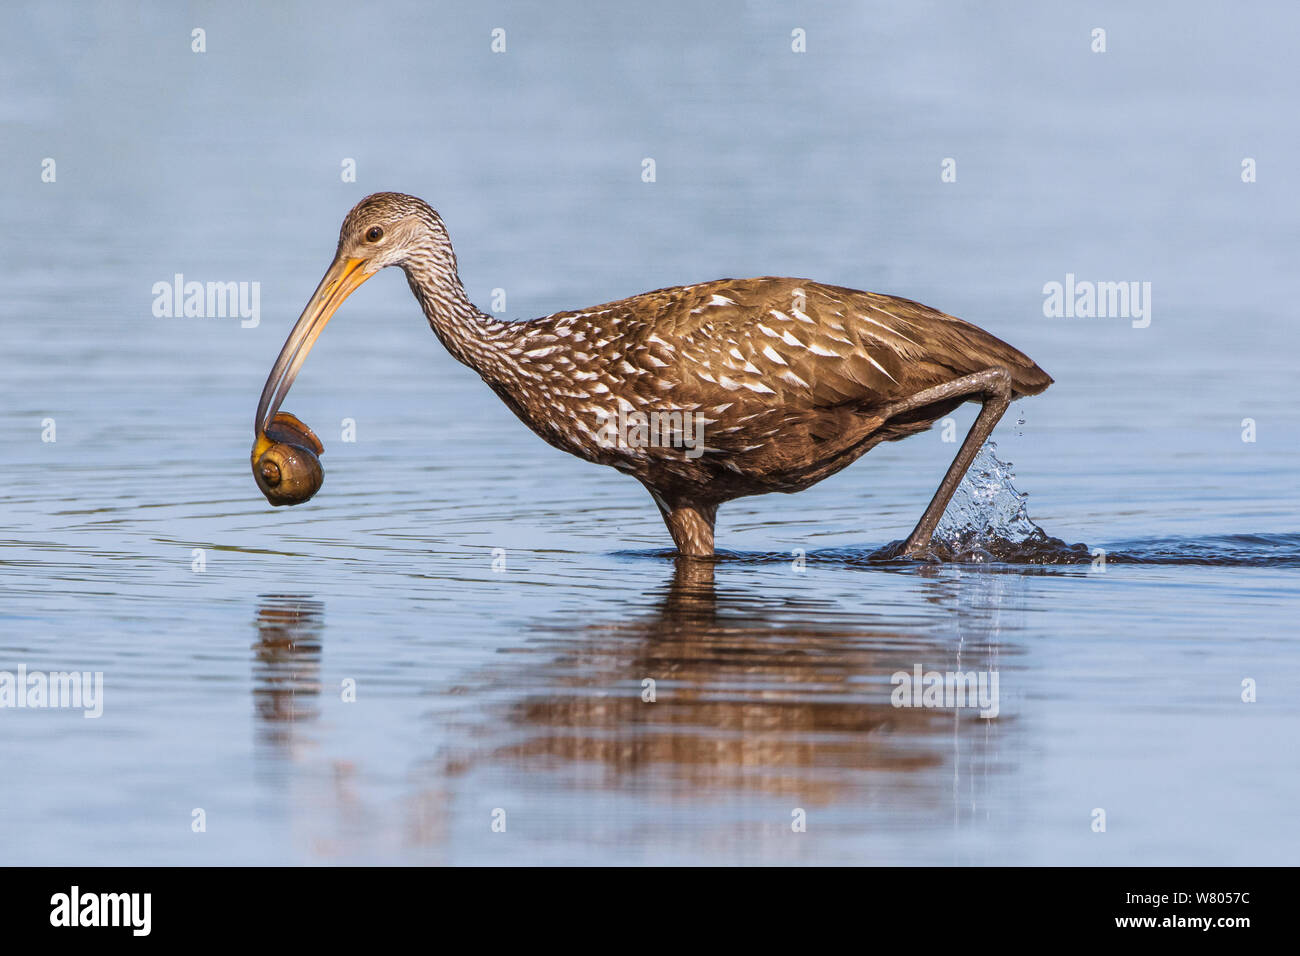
[254,255,373,437]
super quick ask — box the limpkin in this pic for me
[254,193,1052,558]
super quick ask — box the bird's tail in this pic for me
[923,311,1053,399]
[1006,358,1053,398]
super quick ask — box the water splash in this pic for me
[883,442,1091,564]
[932,442,1042,556]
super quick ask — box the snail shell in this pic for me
[252,412,324,506]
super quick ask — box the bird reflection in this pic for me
[251,596,324,747]
[243,564,1022,860]
[481,557,1012,811]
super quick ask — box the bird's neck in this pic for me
[401,259,517,382]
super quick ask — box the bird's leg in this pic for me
[654,499,718,558]
[884,368,1013,558]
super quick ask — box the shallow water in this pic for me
[2,2,1298,865]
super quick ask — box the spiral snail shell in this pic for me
[252,412,324,506]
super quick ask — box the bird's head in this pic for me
[254,193,451,438]
[335,191,451,274]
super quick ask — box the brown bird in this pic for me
[254,193,1052,558]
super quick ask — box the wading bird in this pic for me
[253,193,1051,558]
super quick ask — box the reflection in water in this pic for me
[250,596,408,860]
[460,559,1022,844]
[252,596,324,747]
[243,565,1033,861]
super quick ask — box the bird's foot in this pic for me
[870,537,941,562]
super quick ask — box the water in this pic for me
[2,1,1298,865]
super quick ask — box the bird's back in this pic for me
[517,276,1050,405]
[493,277,1051,495]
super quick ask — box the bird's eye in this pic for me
[365,226,384,243]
